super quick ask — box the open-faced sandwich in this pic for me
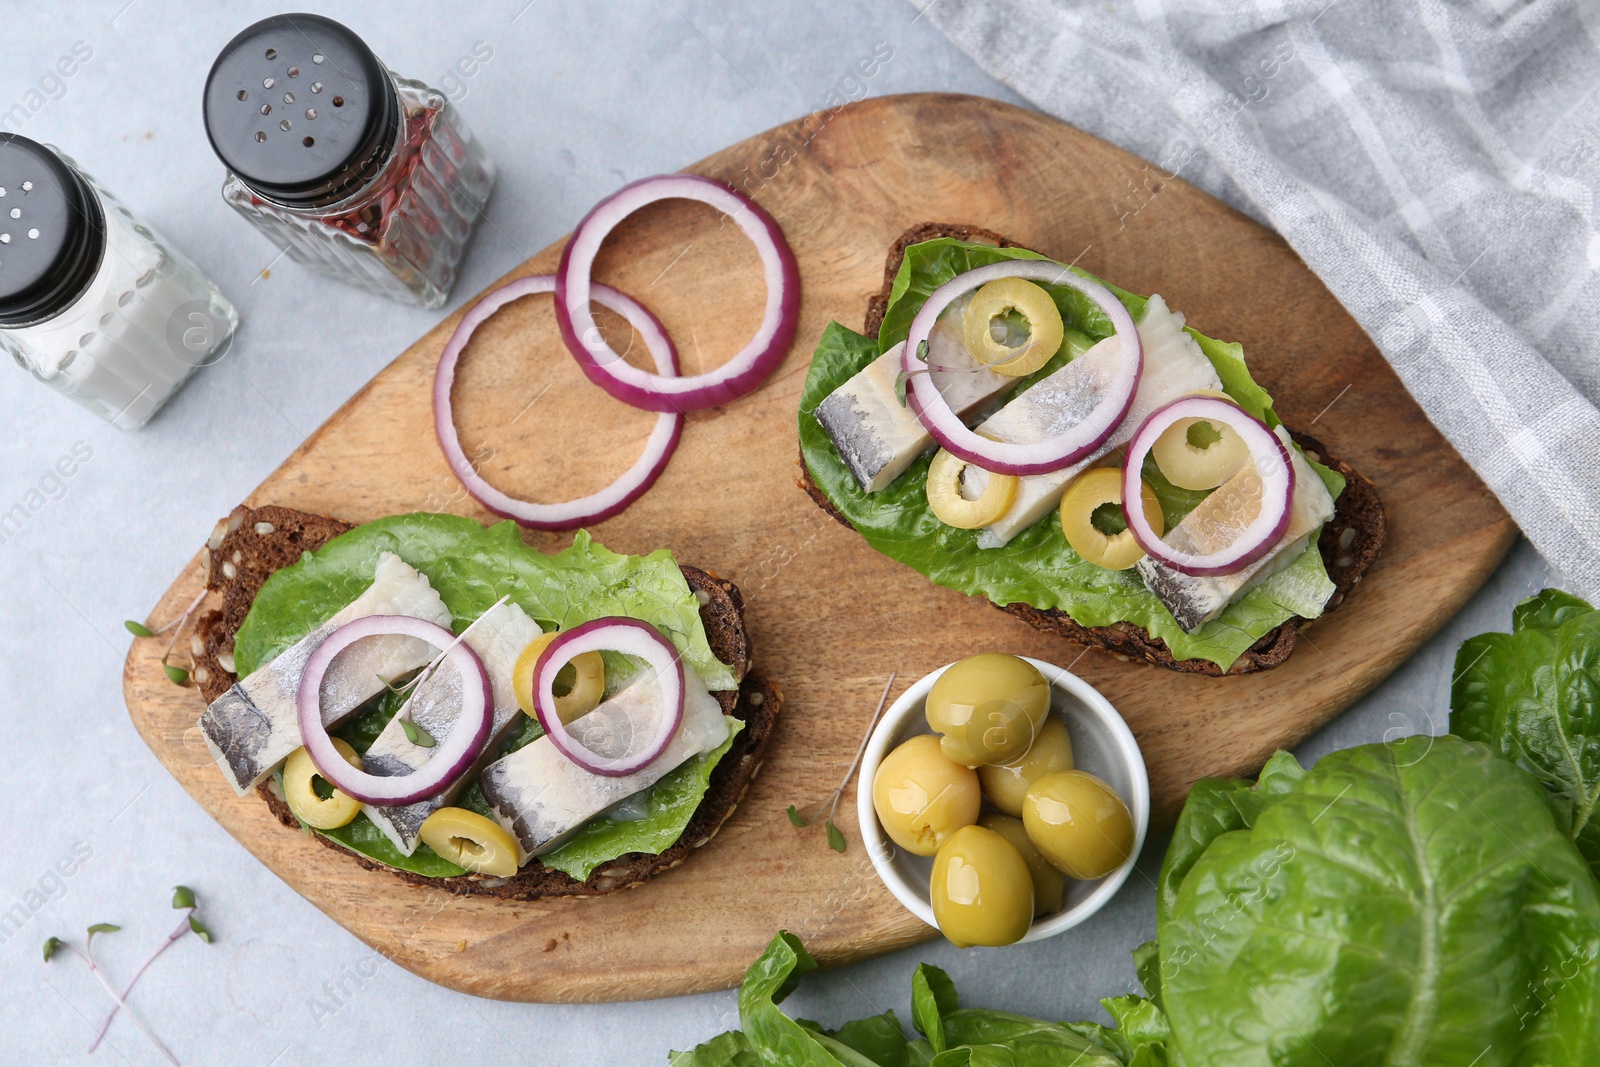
[189,505,779,898]
[800,225,1385,676]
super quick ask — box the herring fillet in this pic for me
[478,668,730,865]
[1137,429,1336,632]
[361,601,542,855]
[815,295,1016,493]
[197,553,452,796]
[976,295,1223,547]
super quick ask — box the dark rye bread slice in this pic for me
[798,223,1387,677]
[190,504,780,900]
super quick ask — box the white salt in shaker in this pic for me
[0,135,239,429]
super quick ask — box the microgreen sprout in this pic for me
[893,350,989,408]
[83,885,213,1057]
[788,673,897,854]
[127,587,209,688]
[45,922,178,1065]
[376,597,507,749]
[400,717,437,749]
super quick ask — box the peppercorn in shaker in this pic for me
[0,135,239,430]
[203,13,495,309]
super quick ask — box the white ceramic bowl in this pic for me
[856,656,1150,944]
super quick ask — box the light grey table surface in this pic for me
[0,2,1551,1064]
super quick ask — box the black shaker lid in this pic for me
[203,13,398,209]
[0,135,105,329]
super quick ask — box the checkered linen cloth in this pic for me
[917,0,1600,595]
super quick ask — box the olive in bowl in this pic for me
[978,812,1066,916]
[1023,770,1137,881]
[871,734,981,856]
[857,655,1149,947]
[925,653,1052,767]
[977,714,1074,817]
[929,824,1034,948]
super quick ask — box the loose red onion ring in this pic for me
[1123,395,1295,577]
[532,617,686,777]
[296,616,493,806]
[555,174,800,412]
[902,261,1144,476]
[434,274,683,530]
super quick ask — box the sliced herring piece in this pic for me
[197,553,452,796]
[977,295,1223,547]
[361,600,543,856]
[478,667,730,866]
[815,299,1016,493]
[1137,429,1336,632]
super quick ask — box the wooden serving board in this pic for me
[124,93,1514,1003]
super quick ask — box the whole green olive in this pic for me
[872,734,981,856]
[925,653,1052,767]
[930,824,1034,948]
[978,812,1066,917]
[1022,770,1135,881]
[977,714,1074,817]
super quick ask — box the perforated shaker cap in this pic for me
[203,13,399,209]
[0,135,105,329]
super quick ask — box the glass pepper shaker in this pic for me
[0,135,239,430]
[202,13,495,310]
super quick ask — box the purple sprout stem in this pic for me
[812,672,897,826]
[72,941,179,1066]
[88,911,193,1055]
[159,587,209,666]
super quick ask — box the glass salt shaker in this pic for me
[0,135,239,430]
[202,13,495,310]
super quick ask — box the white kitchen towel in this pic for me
[916,0,1600,596]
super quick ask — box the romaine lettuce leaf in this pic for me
[737,932,872,1067]
[668,1032,763,1067]
[1156,750,1306,922]
[1452,588,1600,875]
[234,515,735,690]
[1159,737,1600,1066]
[233,513,739,882]
[911,963,958,1054]
[687,933,1121,1067]
[800,320,1339,671]
[798,1013,912,1067]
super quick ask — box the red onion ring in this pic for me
[555,174,800,412]
[296,615,493,806]
[1122,395,1295,577]
[434,274,683,530]
[902,261,1143,476]
[532,617,686,777]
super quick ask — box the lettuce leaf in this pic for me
[675,934,1123,1066]
[234,515,735,690]
[233,513,739,881]
[1452,589,1600,875]
[800,320,1340,671]
[798,1014,912,1067]
[1159,737,1600,1066]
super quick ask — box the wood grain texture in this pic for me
[123,94,1514,1003]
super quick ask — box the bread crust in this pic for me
[798,223,1387,676]
[191,506,781,899]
